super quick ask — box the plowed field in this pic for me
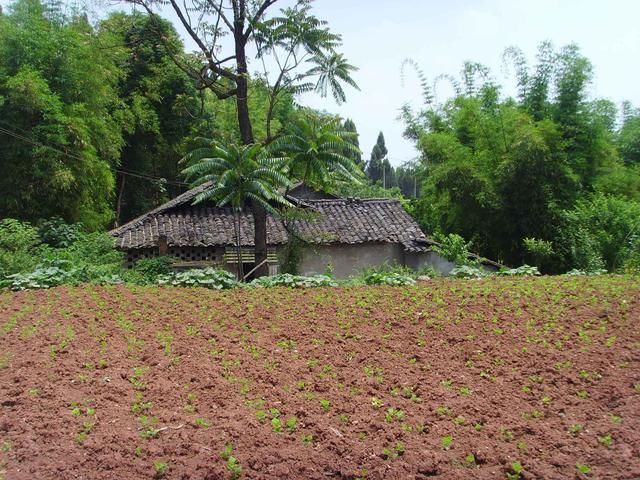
[1,276,639,479]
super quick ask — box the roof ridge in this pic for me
[305,198,401,204]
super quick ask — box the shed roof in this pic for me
[111,182,434,252]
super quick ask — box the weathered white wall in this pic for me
[405,251,500,275]
[405,251,457,275]
[299,243,404,278]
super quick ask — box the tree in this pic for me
[367,131,388,184]
[0,0,124,229]
[400,42,640,271]
[342,118,363,168]
[270,111,362,191]
[181,140,290,279]
[98,12,204,225]
[130,0,359,277]
[619,103,640,166]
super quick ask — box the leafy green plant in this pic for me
[506,461,523,480]
[157,268,239,289]
[598,433,613,448]
[576,463,591,474]
[449,265,487,279]
[496,265,541,277]
[319,399,331,411]
[440,435,453,450]
[194,418,210,428]
[382,441,405,460]
[361,271,415,286]
[153,461,169,478]
[250,273,337,288]
[384,407,405,423]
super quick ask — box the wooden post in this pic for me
[158,235,168,256]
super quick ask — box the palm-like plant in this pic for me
[270,113,364,191]
[306,51,360,104]
[181,140,291,279]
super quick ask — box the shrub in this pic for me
[1,266,74,290]
[250,273,337,288]
[0,219,45,276]
[433,233,477,266]
[558,194,640,272]
[449,265,487,278]
[157,268,239,289]
[37,217,82,248]
[564,268,607,276]
[496,265,541,277]
[127,257,175,285]
[362,271,416,286]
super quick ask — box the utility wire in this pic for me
[0,124,190,187]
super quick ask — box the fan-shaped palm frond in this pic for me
[306,51,359,104]
[269,113,364,190]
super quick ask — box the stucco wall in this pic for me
[299,243,404,278]
[405,251,457,275]
[405,251,500,275]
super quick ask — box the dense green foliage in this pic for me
[401,43,640,273]
[0,0,122,228]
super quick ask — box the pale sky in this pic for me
[296,0,640,164]
[4,0,640,165]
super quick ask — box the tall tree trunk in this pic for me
[114,173,126,228]
[234,23,269,278]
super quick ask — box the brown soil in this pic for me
[1,276,639,480]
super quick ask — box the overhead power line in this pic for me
[0,124,190,187]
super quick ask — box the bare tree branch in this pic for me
[244,0,278,41]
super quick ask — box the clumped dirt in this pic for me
[1,276,639,480]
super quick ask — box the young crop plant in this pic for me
[598,434,613,448]
[568,423,584,435]
[501,428,514,442]
[220,443,242,480]
[576,463,591,474]
[382,442,405,460]
[153,461,169,478]
[440,435,453,450]
[576,389,589,399]
[370,397,384,409]
[286,417,297,432]
[384,408,405,423]
[506,461,524,480]
[319,399,331,412]
[194,418,210,428]
[463,453,476,468]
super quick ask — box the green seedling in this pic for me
[598,434,613,448]
[286,417,297,432]
[194,418,210,428]
[506,461,523,480]
[227,456,242,480]
[501,429,514,442]
[576,463,591,474]
[271,417,282,433]
[441,435,453,450]
[568,423,584,435]
[382,442,405,460]
[319,399,331,411]
[384,407,405,423]
[153,461,169,478]
[371,397,384,409]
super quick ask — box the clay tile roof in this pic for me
[111,184,434,252]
